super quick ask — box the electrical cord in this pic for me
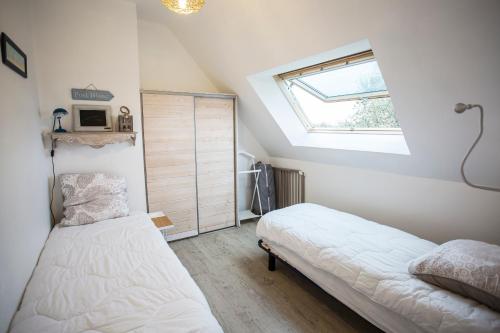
[50,143,56,225]
[459,104,500,192]
[50,116,56,224]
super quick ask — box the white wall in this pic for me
[138,19,216,92]
[32,0,147,217]
[137,0,500,184]
[134,0,500,243]
[271,157,500,245]
[0,1,51,331]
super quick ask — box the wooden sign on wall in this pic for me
[71,86,114,101]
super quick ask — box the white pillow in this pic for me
[60,173,129,226]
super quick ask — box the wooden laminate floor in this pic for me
[169,221,383,333]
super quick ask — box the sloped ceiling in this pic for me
[134,0,500,184]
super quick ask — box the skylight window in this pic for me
[277,50,400,133]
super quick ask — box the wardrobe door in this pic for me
[142,93,198,239]
[195,97,236,233]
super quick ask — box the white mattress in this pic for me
[11,213,222,333]
[256,203,500,333]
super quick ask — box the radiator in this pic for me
[273,167,305,209]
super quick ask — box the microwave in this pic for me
[73,105,112,131]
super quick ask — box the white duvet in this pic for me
[256,203,500,333]
[11,213,222,333]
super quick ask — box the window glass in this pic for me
[279,51,401,132]
[294,60,387,99]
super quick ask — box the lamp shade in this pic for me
[454,103,470,113]
[53,108,68,116]
[161,0,205,14]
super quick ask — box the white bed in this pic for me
[10,213,223,333]
[256,203,500,333]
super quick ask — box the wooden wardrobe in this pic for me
[141,91,237,240]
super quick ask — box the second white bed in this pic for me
[256,203,500,333]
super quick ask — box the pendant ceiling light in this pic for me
[161,0,205,15]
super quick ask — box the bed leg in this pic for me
[268,253,276,271]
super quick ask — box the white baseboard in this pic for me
[167,230,198,242]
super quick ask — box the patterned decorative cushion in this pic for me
[60,173,129,226]
[408,239,500,312]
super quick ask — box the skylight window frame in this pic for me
[276,50,402,134]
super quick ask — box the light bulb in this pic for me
[161,0,205,15]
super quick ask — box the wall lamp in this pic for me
[455,103,500,192]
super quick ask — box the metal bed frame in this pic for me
[257,239,384,332]
[257,239,277,271]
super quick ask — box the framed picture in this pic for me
[1,32,27,78]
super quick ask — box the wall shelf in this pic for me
[48,132,136,149]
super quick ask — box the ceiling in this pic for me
[131,0,500,184]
